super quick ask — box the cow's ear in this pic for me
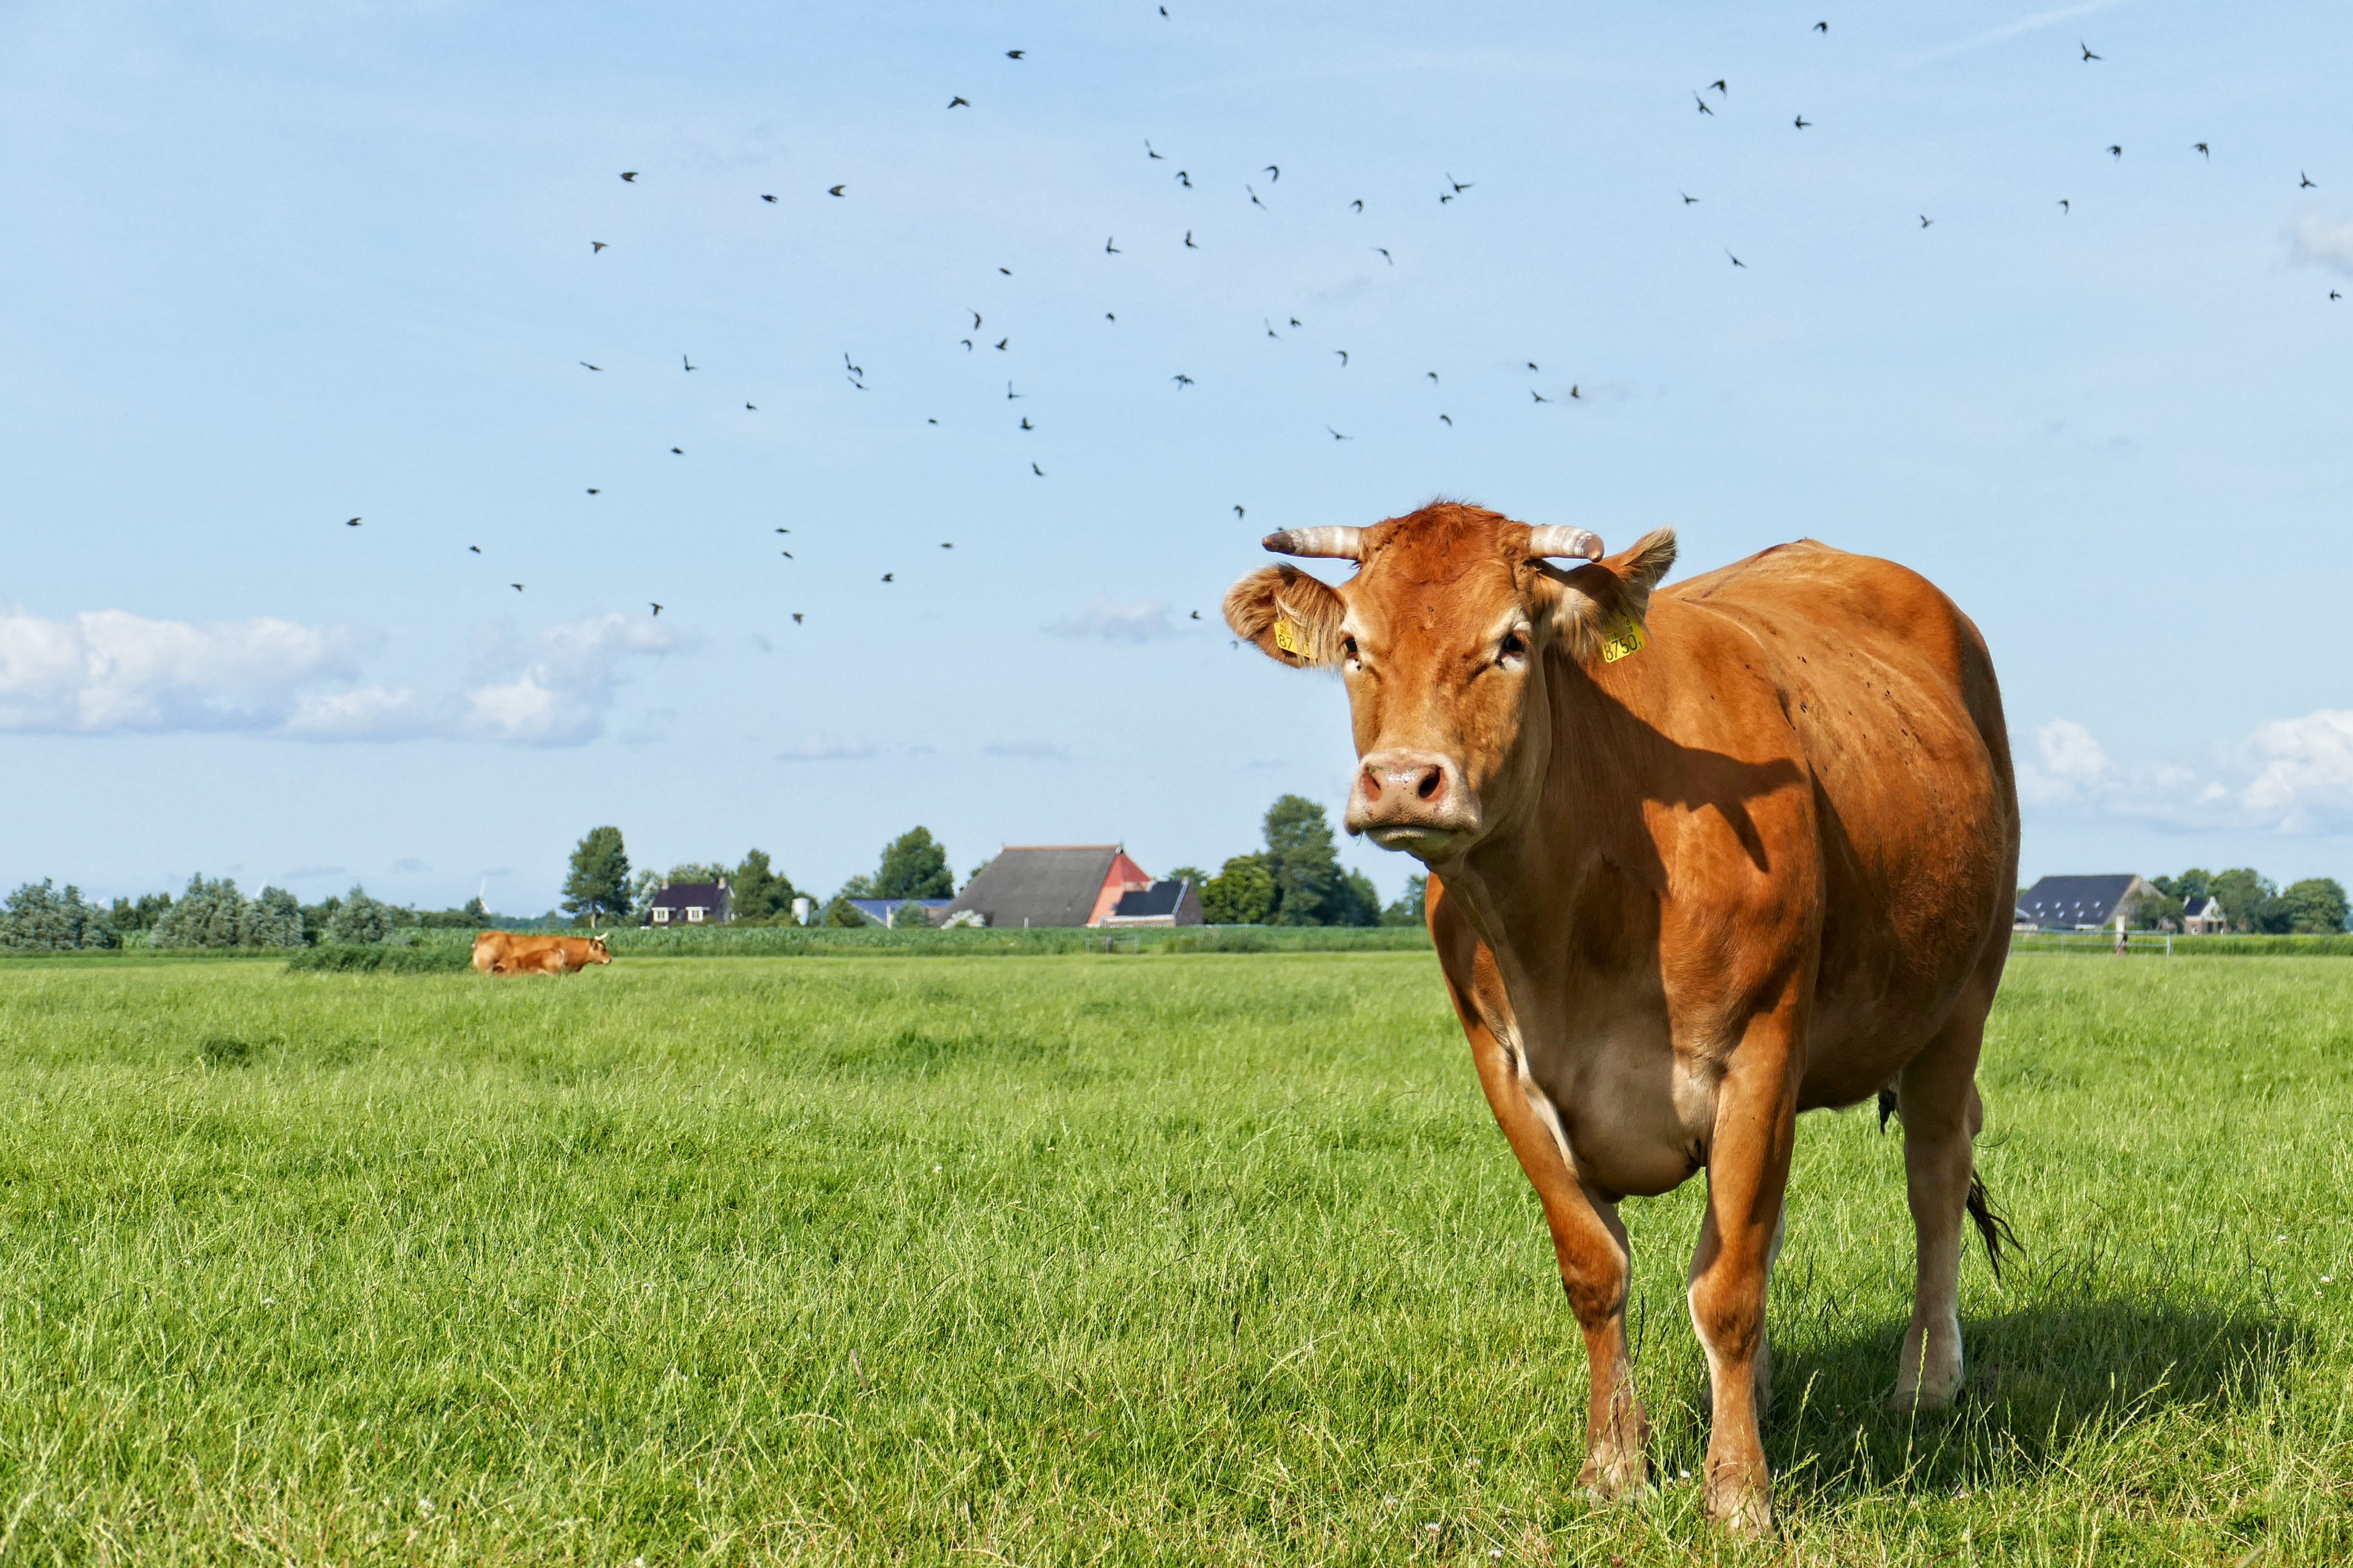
[1543,527,1678,661]
[1224,564,1348,668]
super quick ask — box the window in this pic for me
[687,907,704,922]
[652,908,669,924]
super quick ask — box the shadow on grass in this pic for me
[1761,1287,2306,1498]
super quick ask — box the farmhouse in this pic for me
[1099,877,1205,928]
[2013,873,2157,931]
[939,845,1197,928]
[2179,894,2227,934]
[643,879,731,926]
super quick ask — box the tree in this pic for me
[1383,873,1429,927]
[730,849,798,922]
[248,886,307,948]
[2279,878,2350,934]
[2122,886,2181,930]
[149,876,251,949]
[1263,794,1344,924]
[2209,868,2279,933]
[0,881,116,950]
[667,862,733,885]
[822,894,870,927]
[107,891,173,933]
[626,868,663,917]
[461,896,489,924]
[1200,854,1276,925]
[562,826,633,924]
[1165,866,1207,892]
[891,898,935,928]
[326,885,397,945]
[874,827,954,900]
[2154,868,2213,903]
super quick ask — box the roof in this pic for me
[2015,874,2142,925]
[2182,895,2219,917]
[648,881,727,910]
[1111,879,1188,919]
[941,845,1126,928]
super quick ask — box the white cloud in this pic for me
[2289,208,2353,276]
[0,600,679,745]
[0,601,365,733]
[1044,595,1179,643]
[780,732,875,761]
[453,613,682,746]
[2020,711,2353,834]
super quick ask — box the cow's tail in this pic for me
[1877,1088,2023,1282]
[1965,1171,2022,1283]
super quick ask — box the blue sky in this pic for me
[4,0,2350,913]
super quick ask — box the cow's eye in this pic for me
[1498,630,1528,663]
[1342,635,1359,660]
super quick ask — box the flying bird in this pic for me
[1334,350,1348,366]
[469,545,480,553]
[1920,214,1933,227]
[580,362,601,371]
[1019,416,1032,429]
[591,241,607,252]
[2080,41,2101,61]
[1191,610,1201,619]
[1327,426,1352,440]
[994,337,1008,350]
[1570,385,1581,398]
[1172,374,1193,386]
[2108,145,2122,158]
[941,542,953,549]
[1005,49,1023,58]
[1727,249,1746,267]
[650,603,662,616]
[1695,94,1714,116]
[948,96,969,108]
[780,550,793,558]
[745,402,756,410]
[1814,20,1827,31]
[1681,191,1699,204]
[845,354,863,376]
[683,355,695,371]
[511,583,524,591]
[776,527,790,533]
[1350,199,1363,212]
[1710,79,1727,94]
[1290,317,1301,327]
[1175,171,1191,187]
[587,487,600,494]
[828,184,846,196]
[1528,361,1538,371]
[1265,319,1280,338]
[344,517,361,527]
[961,339,973,350]
[2302,172,2317,188]
[792,613,804,623]
[882,573,893,582]
[1438,413,1452,425]
[1184,230,1197,247]
[1531,389,1548,403]
[1427,371,1438,382]
[761,194,776,203]
[1007,382,1022,399]
[1146,141,1163,159]
[1233,505,1245,518]
[1265,165,1279,181]
[2194,143,2209,157]
[1105,312,1116,321]
[972,311,982,329]
[672,447,684,454]
[1000,266,1011,274]
[1249,185,1267,208]
[1794,114,1811,129]
[1373,247,1391,263]
[2058,199,2070,212]
[620,172,638,182]
[1106,236,1120,252]
[1031,463,1044,475]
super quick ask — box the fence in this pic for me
[2009,929,2353,958]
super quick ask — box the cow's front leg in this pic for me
[1686,1023,1801,1537]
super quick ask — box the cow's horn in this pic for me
[1261,527,1364,560]
[1526,525,1604,562]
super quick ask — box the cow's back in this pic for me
[1660,542,2018,1103]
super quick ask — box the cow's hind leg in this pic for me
[1891,1004,2010,1410]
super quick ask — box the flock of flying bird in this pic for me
[337,20,2336,624]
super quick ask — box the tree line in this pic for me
[0,876,499,952]
[2124,868,2350,934]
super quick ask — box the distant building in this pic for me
[938,845,1158,928]
[847,897,955,927]
[644,879,731,926]
[1100,877,1205,928]
[2179,894,2227,935]
[2013,874,2158,932]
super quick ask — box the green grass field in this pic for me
[2,952,2350,1564]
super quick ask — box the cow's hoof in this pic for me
[1576,1449,1649,1502]
[1890,1375,1960,1414]
[1703,1476,1774,1538]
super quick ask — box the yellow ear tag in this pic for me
[1273,616,1304,655]
[1599,616,1646,663]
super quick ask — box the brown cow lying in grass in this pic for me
[471,931,612,976]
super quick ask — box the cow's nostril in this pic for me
[1417,768,1443,801]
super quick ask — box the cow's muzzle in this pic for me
[1346,748,1479,855]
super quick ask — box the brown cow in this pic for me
[1225,503,2019,1534]
[472,931,611,976]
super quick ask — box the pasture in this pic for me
[1,952,2349,1564]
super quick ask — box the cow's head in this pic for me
[1224,502,1675,862]
[587,936,612,963]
